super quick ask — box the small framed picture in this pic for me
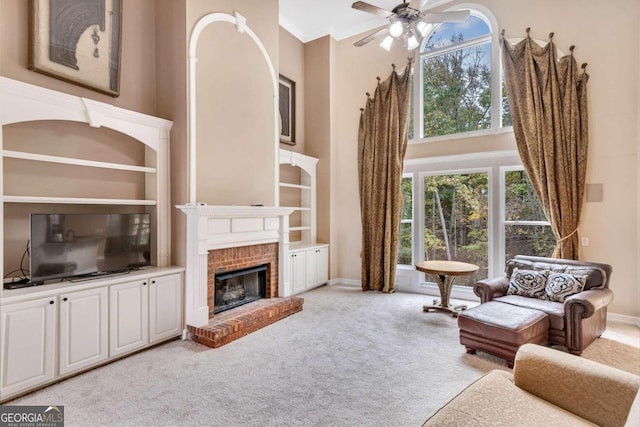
[28,0,122,97]
[279,75,296,145]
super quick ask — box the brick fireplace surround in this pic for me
[188,243,303,347]
[178,205,303,348]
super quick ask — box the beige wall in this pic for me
[186,0,279,204]
[304,37,334,251]
[194,22,275,206]
[155,0,188,267]
[330,33,409,281]
[329,0,639,316]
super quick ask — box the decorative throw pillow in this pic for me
[545,272,587,302]
[507,268,548,299]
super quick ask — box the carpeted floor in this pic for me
[5,284,639,426]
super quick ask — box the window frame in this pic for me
[397,173,415,267]
[411,5,508,142]
[499,165,553,272]
[401,152,523,291]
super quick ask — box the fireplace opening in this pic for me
[214,264,267,314]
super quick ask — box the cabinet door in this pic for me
[291,251,306,294]
[305,246,329,290]
[305,248,318,288]
[1,297,56,397]
[59,287,108,375]
[110,280,149,357]
[149,273,183,343]
[316,246,329,285]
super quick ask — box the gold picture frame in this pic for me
[28,0,122,97]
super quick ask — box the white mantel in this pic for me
[177,204,294,327]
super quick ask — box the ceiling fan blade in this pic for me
[421,10,471,24]
[351,1,394,18]
[408,0,422,10]
[353,27,389,47]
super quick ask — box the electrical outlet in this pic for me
[581,237,589,246]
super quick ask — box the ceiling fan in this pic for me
[352,0,470,50]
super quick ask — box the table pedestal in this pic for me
[422,274,468,317]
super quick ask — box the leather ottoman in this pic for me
[458,301,549,367]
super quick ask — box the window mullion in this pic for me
[420,34,492,59]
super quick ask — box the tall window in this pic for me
[397,175,413,265]
[502,168,555,261]
[401,157,554,288]
[413,9,508,140]
[423,172,488,285]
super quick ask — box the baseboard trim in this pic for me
[328,278,360,287]
[607,312,640,328]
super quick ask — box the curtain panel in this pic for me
[501,30,589,260]
[358,63,411,293]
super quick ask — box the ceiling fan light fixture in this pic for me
[416,21,429,37]
[389,20,403,38]
[380,35,394,51]
[407,33,419,50]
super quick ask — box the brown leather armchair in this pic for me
[473,255,613,355]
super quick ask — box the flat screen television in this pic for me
[30,213,151,284]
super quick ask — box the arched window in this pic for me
[411,7,508,140]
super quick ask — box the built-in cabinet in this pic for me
[279,149,329,295]
[289,243,330,293]
[0,78,183,402]
[0,268,183,402]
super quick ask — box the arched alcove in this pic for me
[188,12,279,206]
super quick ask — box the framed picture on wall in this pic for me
[279,75,296,145]
[28,0,122,97]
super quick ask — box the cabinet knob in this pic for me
[152,280,156,284]
[63,297,68,302]
[49,300,55,305]
[143,282,147,286]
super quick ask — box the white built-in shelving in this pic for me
[0,76,183,402]
[0,76,173,277]
[279,149,329,294]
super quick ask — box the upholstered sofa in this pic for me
[423,343,640,427]
[472,255,613,355]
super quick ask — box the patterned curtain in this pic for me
[501,29,589,260]
[358,63,412,292]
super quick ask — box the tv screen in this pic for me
[30,213,151,284]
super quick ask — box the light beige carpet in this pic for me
[581,337,640,376]
[4,284,637,426]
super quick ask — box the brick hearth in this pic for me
[187,297,303,348]
[188,242,303,348]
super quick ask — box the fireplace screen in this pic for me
[214,265,267,314]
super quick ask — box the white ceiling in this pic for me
[279,0,453,43]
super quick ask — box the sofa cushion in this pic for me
[545,272,587,302]
[507,268,548,299]
[422,370,595,426]
[495,295,565,330]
